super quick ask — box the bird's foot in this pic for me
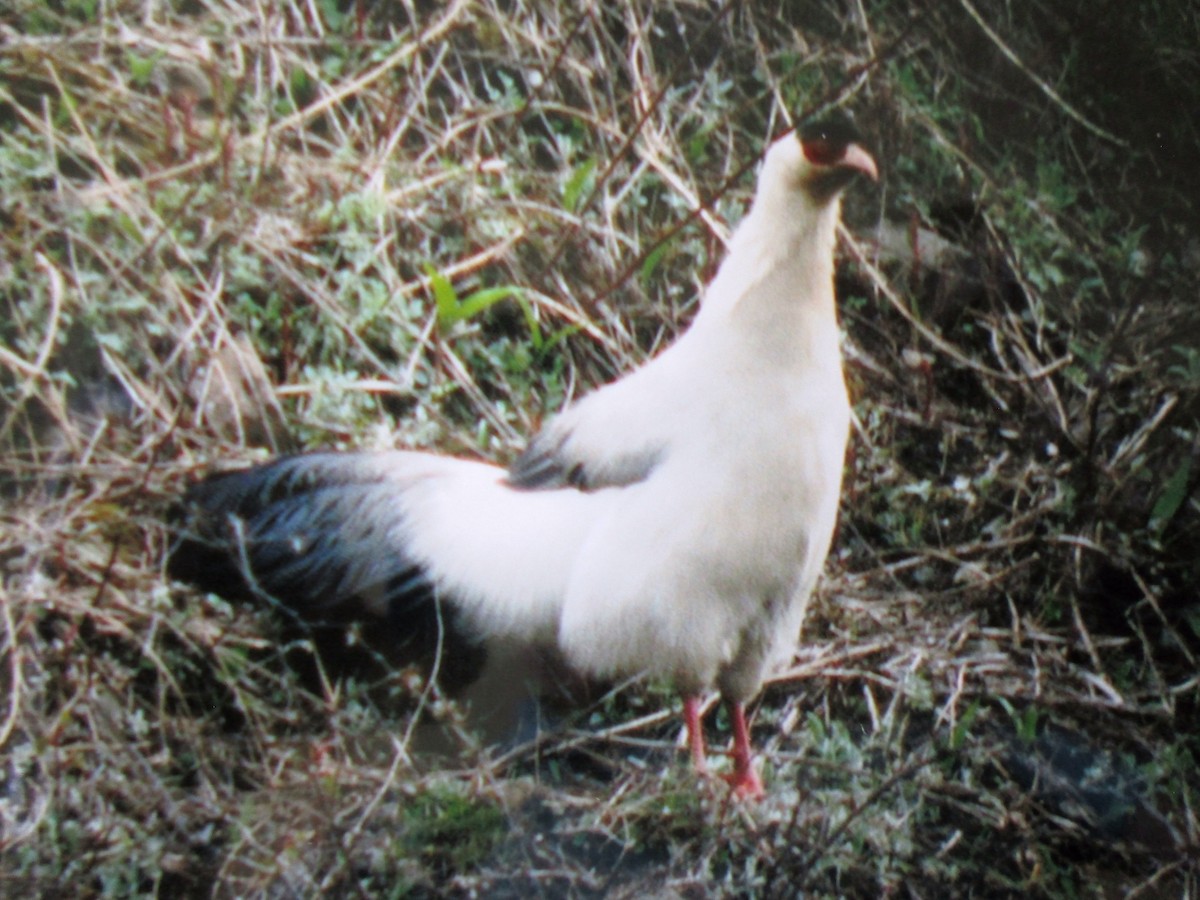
[721,700,764,799]
[721,765,765,800]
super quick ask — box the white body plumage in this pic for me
[173,119,875,796]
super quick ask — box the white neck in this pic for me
[691,187,843,372]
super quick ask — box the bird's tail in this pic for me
[168,449,608,687]
[168,452,490,687]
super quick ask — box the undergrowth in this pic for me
[1,0,1198,896]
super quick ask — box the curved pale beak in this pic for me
[842,143,878,181]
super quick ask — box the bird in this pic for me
[169,114,877,798]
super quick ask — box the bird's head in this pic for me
[762,113,878,205]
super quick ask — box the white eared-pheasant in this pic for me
[170,115,877,798]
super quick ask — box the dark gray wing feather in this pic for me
[506,429,663,491]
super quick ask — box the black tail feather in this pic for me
[167,452,487,694]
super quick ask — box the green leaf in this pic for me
[426,264,536,344]
[425,264,460,328]
[1182,607,1200,641]
[1149,456,1191,534]
[54,87,79,127]
[996,697,1038,746]
[949,698,982,751]
[290,66,313,98]
[539,323,584,354]
[640,237,672,284]
[1017,705,1039,745]
[509,292,543,350]
[455,286,527,325]
[125,51,163,88]
[562,157,597,214]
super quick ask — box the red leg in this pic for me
[682,694,708,774]
[722,701,765,799]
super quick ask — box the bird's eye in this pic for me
[796,114,862,167]
[801,138,845,167]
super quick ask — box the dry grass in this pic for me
[2,0,1199,896]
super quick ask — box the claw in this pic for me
[722,766,765,799]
